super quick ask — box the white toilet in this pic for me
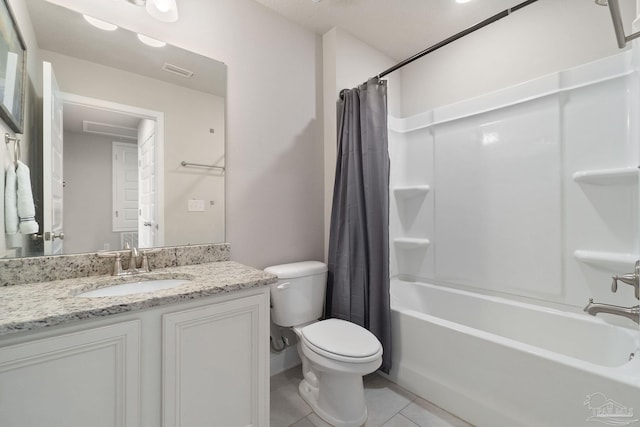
[266,261,382,427]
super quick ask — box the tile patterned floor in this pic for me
[270,367,474,427]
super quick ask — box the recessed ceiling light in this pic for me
[137,34,167,47]
[146,0,179,22]
[456,0,473,3]
[83,15,118,31]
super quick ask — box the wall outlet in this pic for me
[188,199,205,212]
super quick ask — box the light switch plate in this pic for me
[188,199,205,212]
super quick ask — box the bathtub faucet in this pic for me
[611,260,640,300]
[584,298,640,325]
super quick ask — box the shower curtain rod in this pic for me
[375,0,539,79]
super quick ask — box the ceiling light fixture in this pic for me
[455,0,473,3]
[83,15,119,31]
[127,0,179,23]
[137,34,167,47]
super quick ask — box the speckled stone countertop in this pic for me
[0,261,277,337]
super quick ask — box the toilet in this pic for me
[266,261,382,427]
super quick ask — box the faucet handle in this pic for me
[611,260,640,300]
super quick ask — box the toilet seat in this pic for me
[300,319,382,363]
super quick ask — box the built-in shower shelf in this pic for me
[394,238,430,250]
[393,185,431,199]
[573,250,639,271]
[572,167,638,185]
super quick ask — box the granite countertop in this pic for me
[0,261,277,337]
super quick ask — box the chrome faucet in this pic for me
[124,242,141,272]
[611,260,640,300]
[584,298,640,325]
[97,246,160,276]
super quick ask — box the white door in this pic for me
[42,62,64,255]
[112,142,139,232]
[138,119,158,248]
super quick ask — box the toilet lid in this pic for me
[301,319,382,359]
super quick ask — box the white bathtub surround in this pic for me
[389,50,640,310]
[388,50,640,426]
[388,279,640,427]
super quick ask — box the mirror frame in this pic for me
[0,0,26,133]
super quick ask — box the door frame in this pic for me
[60,92,165,246]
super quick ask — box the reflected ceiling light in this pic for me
[146,0,179,22]
[83,15,118,31]
[137,34,167,47]
[127,0,179,23]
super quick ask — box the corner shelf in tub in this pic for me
[394,238,430,250]
[572,167,638,185]
[573,250,639,271]
[393,185,430,199]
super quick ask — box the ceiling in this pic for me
[27,0,227,98]
[252,0,535,60]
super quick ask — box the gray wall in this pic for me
[63,132,121,254]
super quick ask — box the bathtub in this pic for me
[387,279,640,427]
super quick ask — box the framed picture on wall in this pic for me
[0,0,25,133]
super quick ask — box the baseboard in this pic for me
[270,346,301,376]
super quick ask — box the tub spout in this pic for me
[584,298,640,325]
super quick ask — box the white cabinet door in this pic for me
[163,293,269,427]
[0,321,141,427]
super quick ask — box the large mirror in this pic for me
[6,0,226,258]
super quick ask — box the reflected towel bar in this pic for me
[606,0,640,48]
[5,133,20,165]
[180,161,225,171]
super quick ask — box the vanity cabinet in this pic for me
[0,288,270,427]
[163,293,269,427]
[0,321,141,427]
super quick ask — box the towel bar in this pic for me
[180,161,225,171]
[5,133,20,164]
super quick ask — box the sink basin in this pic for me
[77,279,191,297]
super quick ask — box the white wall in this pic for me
[63,132,121,253]
[399,0,636,116]
[45,0,324,269]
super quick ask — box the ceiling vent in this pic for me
[162,62,194,78]
[82,120,138,140]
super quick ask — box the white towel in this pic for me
[4,163,18,234]
[16,160,39,235]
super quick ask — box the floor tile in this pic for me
[270,368,471,427]
[270,368,312,427]
[305,413,334,427]
[363,375,416,426]
[290,416,317,427]
[401,398,474,427]
[382,414,421,427]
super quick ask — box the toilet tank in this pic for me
[265,261,328,327]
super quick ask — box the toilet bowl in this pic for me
[265,261,382,427]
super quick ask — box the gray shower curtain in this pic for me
[326,77,391,373]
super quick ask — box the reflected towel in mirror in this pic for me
[4,163,18,234]
[16,161,39,235]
